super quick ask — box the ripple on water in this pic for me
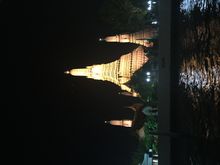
[180,0,220,13]
[175,0,220,164]
[178,17,220,111]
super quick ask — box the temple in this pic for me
[105,120,133,128]
[65,46,148,97]
[100,27,158,47]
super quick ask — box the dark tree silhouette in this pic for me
[99,0,147,33]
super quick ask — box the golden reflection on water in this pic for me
[179,55,220,108]
[178,19,220,111]
[176,1,220,164]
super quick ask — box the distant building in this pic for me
[100,27,158,47]
[108,103,158,129]
[65,46,148,97]
[105,103,150,129]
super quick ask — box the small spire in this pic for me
[104,121,111,125]
[64,71,70,74]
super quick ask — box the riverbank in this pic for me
[158,0,173,164]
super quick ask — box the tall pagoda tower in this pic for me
[100,27,158,47]
[65,46,148,97]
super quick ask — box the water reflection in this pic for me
[174,0,220,164]
[179,55,220,109]
[180,0,220,13]
[179,14,220,112]
[180,57,220,91]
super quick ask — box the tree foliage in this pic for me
[99,0,148,32]
[128,64,158,106]
[131,116,158,165]
[143,116,158,153]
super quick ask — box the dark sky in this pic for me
[7,0,142,164]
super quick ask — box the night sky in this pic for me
[8,0,141,164]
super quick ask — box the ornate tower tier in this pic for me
[101,27,158,47]
[66,46,148,97]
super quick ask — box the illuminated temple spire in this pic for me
[100,27,158,47]
[66,46,148,97]
[105,120,133,128]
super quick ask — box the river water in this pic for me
[172,0,220,164]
